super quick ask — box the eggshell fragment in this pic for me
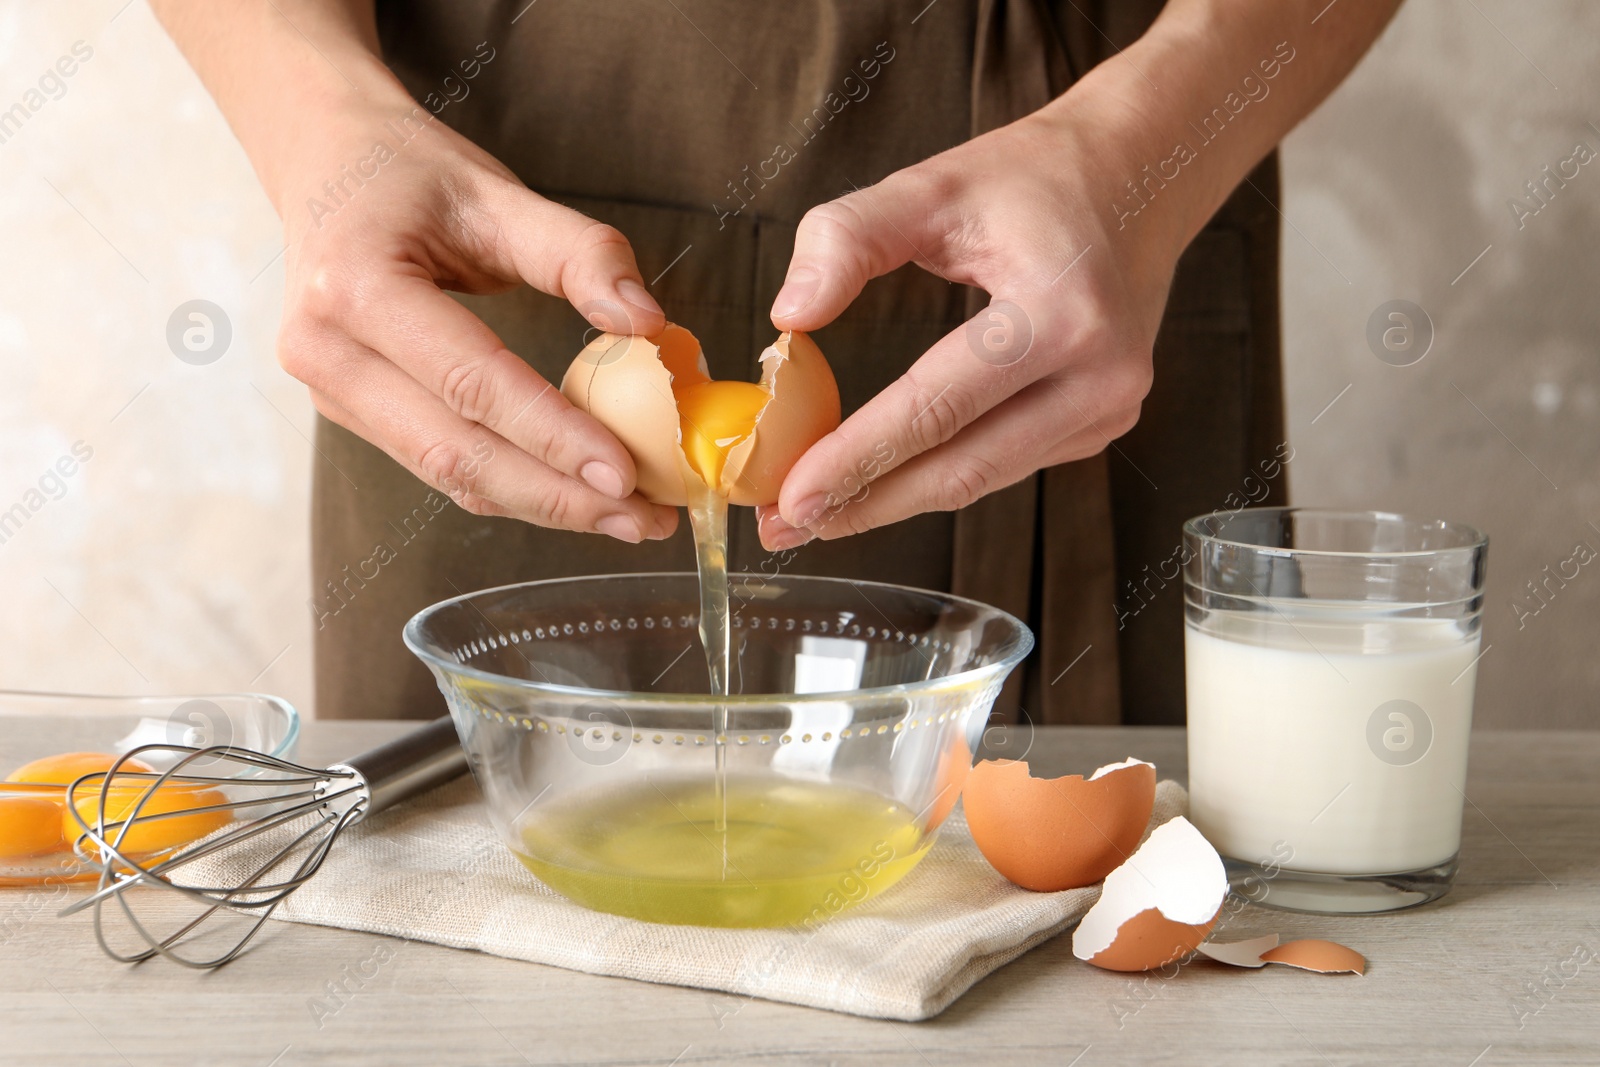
[560,323,839,507]
[1259,939,1366,975]
[964,757,1156,891]
[721,332,840,505]
[1196,934,1280,968]
[1072,816,1228,972]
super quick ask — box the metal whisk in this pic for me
[57,716,468,969]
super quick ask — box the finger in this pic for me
[472,181,665,337]
[339,272,640,500]
[775,301,1059,529]
[770,181,927,331]
[776,290,1136,530]
[310,386,511,518]
[764,377,1138,548]
[755,505,814,552]
[299,336,676,541]
[315,377,677,540]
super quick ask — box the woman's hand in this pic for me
[276,102,678,542]
[151,0,1394,551]
[149,0,677,541]
[757,103,1178,551]
[758,0,1402,552]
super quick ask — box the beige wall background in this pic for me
[1279,1,1599,729]
[0,2,1593,728]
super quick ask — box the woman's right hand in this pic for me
[273,97,678,543]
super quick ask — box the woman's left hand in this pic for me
[757,98,1188,551]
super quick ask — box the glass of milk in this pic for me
[1183,507,1488,913]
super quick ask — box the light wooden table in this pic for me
[1,720,1595,1067]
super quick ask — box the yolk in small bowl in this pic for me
[2,751,233,878]
[0,795,68,859]
[67,783,232,858]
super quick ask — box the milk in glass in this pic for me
[1185,608,1478,875]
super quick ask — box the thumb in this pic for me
[478,181,666,336]
[771,185,921,332]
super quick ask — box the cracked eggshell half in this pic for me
[964,757,1156,891]
[1072,815,1228,972]
[720,331,841,506]
[560,325,706,507]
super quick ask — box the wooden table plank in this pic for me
[0,721,1595,1066]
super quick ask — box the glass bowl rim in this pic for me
[1183,506,1488,559]
[0,688,301,761]
[403,571,1035,705]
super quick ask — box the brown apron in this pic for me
[314,0,1284,724]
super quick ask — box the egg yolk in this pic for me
[3,752,166,862]
[674,380,772,488]
[1,750,230,876]
[68,783,232,858]
[653,327,772,490]
[0,795,67,859]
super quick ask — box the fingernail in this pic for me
[769,527,816,551]
[648,508,676,540]
[596,514,645,543]
[617,278,663,321]
[783,492,827,529]
[765,518,816,552]
[771,268,821,320]
[580,460,627,499]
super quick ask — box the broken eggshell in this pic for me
[1259,939,1366,975]
[1195,933,1280,968]
[964,757,1156,891]
[1200,934,1366,975]
[1072,815,1228,973]
[560,325,701,506]
[560,324,840,507]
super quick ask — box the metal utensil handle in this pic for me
[332,716,469,818]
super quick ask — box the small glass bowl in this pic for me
[0,690,299,885]
[405,572,1033,927]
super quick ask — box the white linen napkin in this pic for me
[198,776,1187,1020]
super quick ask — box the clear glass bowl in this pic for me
[0,690,299,885]
[405,573,1032,927]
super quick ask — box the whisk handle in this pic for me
[333,716,469,818]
